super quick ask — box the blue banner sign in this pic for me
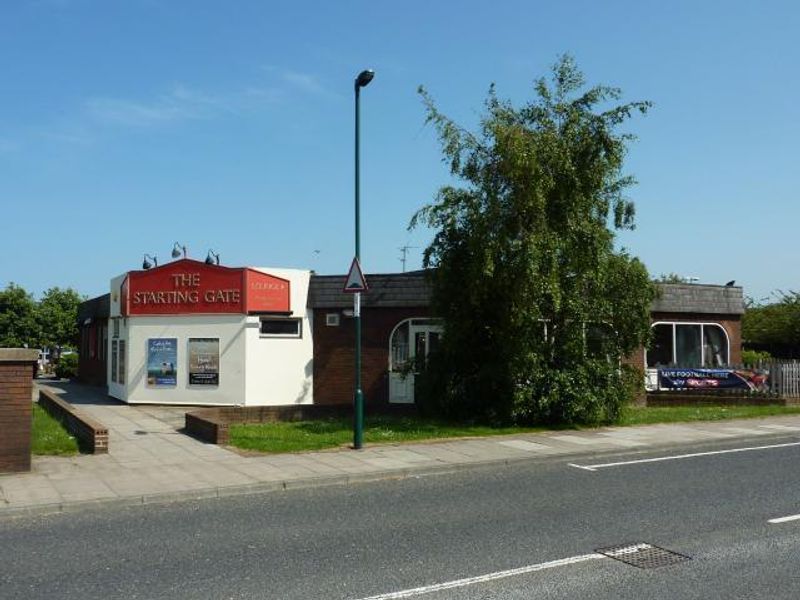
[658,368,766,391]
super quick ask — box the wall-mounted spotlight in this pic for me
[142,254,158,270]
[205,249,220,265]
[171,242,187,259]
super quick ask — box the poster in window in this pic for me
[188,338,219,385]
[147,338,177,386]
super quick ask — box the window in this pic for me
[111,340,118,383]
[646,322,729,368]
[326,313,340,327]
[389,318,443,373]
[260,318,302,338]
[118,340,126,384]
[112,318,120,339]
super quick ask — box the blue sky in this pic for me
[1,0,798,302]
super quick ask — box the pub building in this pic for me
[77,258,746,406]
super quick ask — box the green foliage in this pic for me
[743,292,800,351]
[54,352,79,379]
[0,283,40,347]
[741,349,772,364]
[37,287,84,349]
[0,283,83,349]
[411,55,655,426]
[657,272,686,283]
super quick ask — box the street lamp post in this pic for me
[353,68,374,450]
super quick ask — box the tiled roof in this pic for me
[652,283,744,315]
[308,270,433,308]
[79,277,744,317]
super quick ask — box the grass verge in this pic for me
[619,404,800,426]
[229,405,800,454]
[31,403,80,456]
[230,416,544,453]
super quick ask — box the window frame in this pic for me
[259,317,303,339]
[646,321,731,368]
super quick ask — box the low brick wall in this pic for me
[38,388,109,453]
[185,405,349,445]
[0,349,38,473]
[646,392,788,407]
[186,404,417,445]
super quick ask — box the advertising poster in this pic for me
[188,338,219,385]
[147,338,177,386]
[658,368,768,391]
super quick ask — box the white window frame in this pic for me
[388,318,443,373]
[645,321,731,368]
[259,317,302,339]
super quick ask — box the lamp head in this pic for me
[355,69,375,89]
[205,250,220,266]
[171,242,184,259]
[142,254,157,270]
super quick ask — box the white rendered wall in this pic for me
[107,274,128,401]
[244,268,314,406]
[124,315,247,405]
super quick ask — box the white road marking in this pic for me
[353,553,605,599]
[568,441,800,472]
[768,514,800,524]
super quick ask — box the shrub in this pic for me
[54,353,78,379]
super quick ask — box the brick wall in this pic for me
[0,349,38,473]
[38,388,109,454]
[313,307,430,406]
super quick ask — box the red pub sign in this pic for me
[121,259,290,316]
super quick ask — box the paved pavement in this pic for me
[3,380,800,518]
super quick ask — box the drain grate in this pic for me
[595,543,691,569]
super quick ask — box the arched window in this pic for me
[389,318,442,373]
[646,322,730,368]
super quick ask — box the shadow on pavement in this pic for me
[35,377,124,406]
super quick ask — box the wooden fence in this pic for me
[766,361,800,399]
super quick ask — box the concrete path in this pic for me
[3,380,800,518]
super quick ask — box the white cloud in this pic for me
[85,85,218,127]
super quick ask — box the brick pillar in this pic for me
[0,349,39,473]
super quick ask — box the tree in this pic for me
[0,283,40,348]
[410,55,656,426]
[36,287,84,350]
[742,292,800,357]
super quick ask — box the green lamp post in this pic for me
[353,68,374,450]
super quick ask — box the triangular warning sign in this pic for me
[343,257,368,293]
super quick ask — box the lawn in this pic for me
[230,416,544,453]
[31,403,80,456]
[618,404,800,426]
[229,405,800,454]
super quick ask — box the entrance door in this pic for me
[389,319,442,404]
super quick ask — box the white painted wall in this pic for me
[107,274,127,401]
[244,268,314,405]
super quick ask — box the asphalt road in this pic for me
[3,435,800,599]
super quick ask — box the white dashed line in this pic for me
[568,441,800,472]
[353,553,604,599]
[768,514,800,524]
